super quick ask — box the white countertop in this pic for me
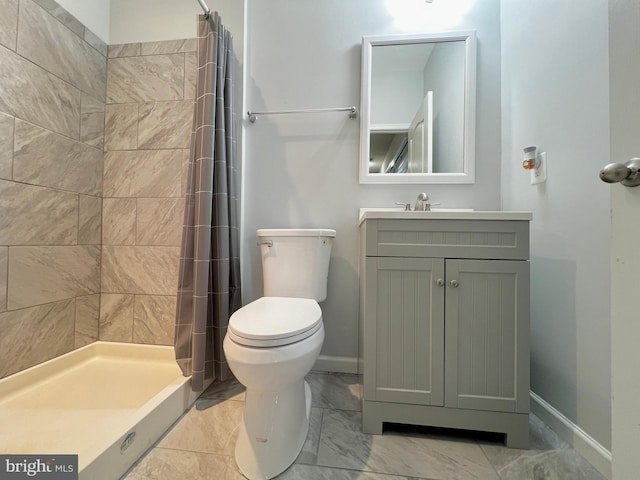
[359,208,533,225]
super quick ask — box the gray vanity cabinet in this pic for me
[364,256,445,407]
[360,217,530,448]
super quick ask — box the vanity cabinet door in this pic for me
[444,259,530,413]
[364,257,445,406]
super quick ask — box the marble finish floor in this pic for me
[122,373,606,480]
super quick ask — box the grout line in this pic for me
[313,407,325,464]
[477,437,503,480]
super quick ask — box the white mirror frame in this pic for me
[359,30,477,184]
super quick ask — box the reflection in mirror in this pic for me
[360,31,476,184]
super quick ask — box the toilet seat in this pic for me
[228,297,322,347]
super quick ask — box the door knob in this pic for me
[600,158,640,187]
[449,279,459,288]
[436,278,445,287]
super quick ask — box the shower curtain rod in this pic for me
[197,0,211,18]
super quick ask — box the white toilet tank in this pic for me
[257,228,336,302]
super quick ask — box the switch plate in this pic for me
[531,152,547,185]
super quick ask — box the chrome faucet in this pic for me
[415,192,429,211]
[395,193,440,211]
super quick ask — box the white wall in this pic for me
[500,0,611,453]
[424,42,466,172]
[243,0,502,368]
[56,0,110,42]
[371,71,423,125]
[110,0,197,43]
[109,0,244,51]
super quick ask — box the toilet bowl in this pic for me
[223,229,335,480]
[224,297,324,479]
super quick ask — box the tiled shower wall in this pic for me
[1,0,198,380]
[0,0,106,378]
[99,40,195,346]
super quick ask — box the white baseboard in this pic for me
[312,355,358,374]
[530,391,612,479]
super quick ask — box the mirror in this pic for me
[359,31,476,184]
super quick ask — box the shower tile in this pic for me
[184,52,197,100]
[108,43,141,58]
[138,100,193,149]
[141,38,198,56]
[75,294,100,348]
[101,246,180,295]
[106,54,185,104]
[7,246,101,310]
[0,247,7,313]
[0,180,77,245]
[316,409,499,479]
[0,46,81,139]
[103,150,183,198]
[80,93,105,149]
[18,0,106,99]
[30,0,85,38]
[104,103,138,151]
[102,198,136,245]
[307,372,362,411]
[124,447,242,480]
[0,112,13,180]
[133,295,176,345]
[0,299,74,378]
[13,120,103,196]
[83,28,107,56]
[78,195,102,245]
[0,0,18,51]
[158,400,243,454]
[99,294,134,342]
[136,198,184,246]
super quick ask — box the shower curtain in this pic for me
[174,12,241,392]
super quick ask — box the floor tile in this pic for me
[479,415,606,480]
[316,409,499,480]
[124,447,243,480]
[121,375,607,480]
[277,464,424,479]
[199,377,246,402]
[484,449,606,480]
[307,372,362,411]
[157,400,243,455]
[295,407,324,465]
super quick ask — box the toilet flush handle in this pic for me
[257,240,273,247]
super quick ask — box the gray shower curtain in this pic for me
[174,12,241,392]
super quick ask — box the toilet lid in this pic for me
[228,297,322,347]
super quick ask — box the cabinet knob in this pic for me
[449,279,459,288]
[436,278,445,287]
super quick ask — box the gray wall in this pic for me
[243,0,502,367]
[0,0,106,379]
[500,0,611,451]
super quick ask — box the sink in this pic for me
[358,208,532,224]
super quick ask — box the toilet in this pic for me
[223,228,336,480]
